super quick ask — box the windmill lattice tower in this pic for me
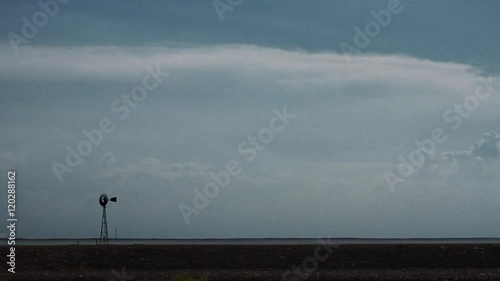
[99,193,117,244]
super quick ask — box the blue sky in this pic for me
[1,0,500,239]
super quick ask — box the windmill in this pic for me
[99,193,117,244]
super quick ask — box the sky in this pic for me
[1,0,500,239]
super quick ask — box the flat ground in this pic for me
[2,244,500,280]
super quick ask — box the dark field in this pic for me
[3,243,500,280]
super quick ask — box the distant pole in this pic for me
[115,228,117,239]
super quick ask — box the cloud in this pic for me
[94,157,210,181]
[471,131,500,160]
[0,44,485,92]
[2,43,500,238]
[411,131,500,184]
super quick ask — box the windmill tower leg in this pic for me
[99,206,108,244]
